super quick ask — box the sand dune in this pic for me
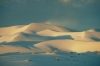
[25,23,68,32]
[0,45,33,54]
[0,23,100,54]
[36,29,84,38]
[0,23,100,43]
[82,31,100,41]
[0,23,80,42]
[0,23,71,36]
[0,34,18,42]
[86,29,100,32]
[36,29,69,37]
[0,26,24,36]
[33,40,100,53]
[37,30,100,41]
[10,23,69,35]
[0,32,45,42]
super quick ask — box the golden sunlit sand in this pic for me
[0,23,100,54]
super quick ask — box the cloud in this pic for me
[0,0,24,4]
[1,0,99,5]
[45,19,79,29]
[70,0,99,8]
[0,0,99,4]
[59,0,99,5]
[59,0,71,3]
[0,0,43,4]
[82,0,95,3]
[81,0,100,3]
[0,0,71,4]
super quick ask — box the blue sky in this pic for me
[0,0,100,31]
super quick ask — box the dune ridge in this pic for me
[0,23,100,54]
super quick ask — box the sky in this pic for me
[0,0,100,31]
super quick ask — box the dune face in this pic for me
[0,45,33,54]
[0,26,24,36]
[0,23,68,36]
[33,40,100,53]
[87,29,100,32]
[0,23,100,54]
[36,29,72,37]
[10,23,69,35]
[83,32,100,41]
[25,23,68,32]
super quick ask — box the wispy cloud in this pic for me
[0,0,99,5]
[45,19,79,29]
[81,0,100,4]
[0,0,42,4]
[59,0,71,3]
[0,0,24,4]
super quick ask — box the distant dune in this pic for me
[0,23,71,35]
[0,23,100,54]
[86,29,100,32]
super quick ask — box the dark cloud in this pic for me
[0,0,100,31]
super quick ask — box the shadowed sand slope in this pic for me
[0,23,100,54]
[0,26,24,36]
[0,23,69,36]
[0,32,46,42]
[0,45,33,54]
[33,40,100,53]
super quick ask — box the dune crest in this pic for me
[0,23,100,54]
